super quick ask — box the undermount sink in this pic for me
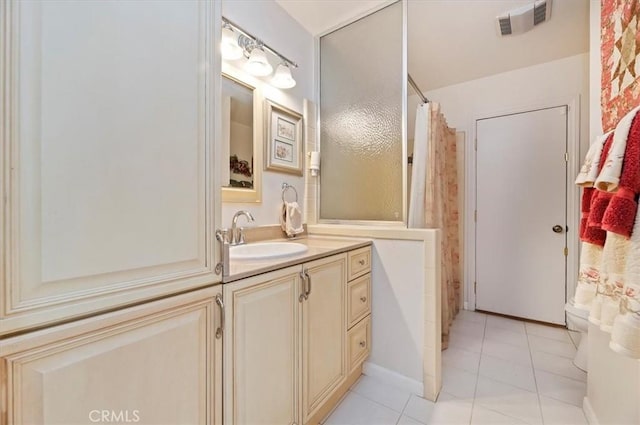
[230,242,308,261]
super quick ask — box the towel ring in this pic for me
[281,182,298,203]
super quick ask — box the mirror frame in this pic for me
[221,67,263,203]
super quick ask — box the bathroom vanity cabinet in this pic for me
[0,286,223,424]
[223,244,372,425]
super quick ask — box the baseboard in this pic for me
[583,396,600,425]
[362,361,424,396]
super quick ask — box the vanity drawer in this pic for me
[347,275,371,328]
[348,247,371,280]
[347,315,371,372]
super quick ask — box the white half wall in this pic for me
[221,0,314,227]
[308,225,442,401]
[368,239,424,383]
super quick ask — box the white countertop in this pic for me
[223,235,372,283]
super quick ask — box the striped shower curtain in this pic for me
[409,102,462,349]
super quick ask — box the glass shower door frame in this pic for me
[315,0,408,226]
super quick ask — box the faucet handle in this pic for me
[238,227,247,245]
[216,229,230,244]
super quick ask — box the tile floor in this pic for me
[322,310,587,425]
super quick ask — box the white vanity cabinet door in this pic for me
[0,0,221,334]
[302,254,347,423]
[223,266,302,425]
[0,286,223,425]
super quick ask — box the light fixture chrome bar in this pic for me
[223,17,298,68]
[408,73,428,104]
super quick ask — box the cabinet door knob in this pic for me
[359,341,366,348]
[358,259,366,266]
[360,296,367,303]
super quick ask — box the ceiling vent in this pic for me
[496,0,552,37]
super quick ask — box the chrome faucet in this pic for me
[231,210,255,245]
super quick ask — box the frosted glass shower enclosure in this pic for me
[319,1,407,223]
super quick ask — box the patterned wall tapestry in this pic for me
[601,0,640,132]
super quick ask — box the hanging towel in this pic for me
[574,242,603,309]
[595,106,640,192]
[576,132,609,187]
[280,201,304,237]
[584,133,615,246]
[602,111,640,237]
[610,205,640,358]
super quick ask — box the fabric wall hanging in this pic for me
[601,0,640,133]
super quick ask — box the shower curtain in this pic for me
[409,102,461,349]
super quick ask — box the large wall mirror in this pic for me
[221,72,263,203]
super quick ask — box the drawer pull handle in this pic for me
[358,259,366,266]
[359,340,366,348]
[360,296,367,303]
[215,294,225,339]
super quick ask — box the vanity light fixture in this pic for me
[244,42,273,77]
[271,63,296,89]
[221,23,243,60]
[222,17,298,89]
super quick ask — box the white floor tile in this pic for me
[428,394,473,425]
[568,331,582,348]
[525,323,572,343]
[450,319,486,337]
[402,394,435,424]
[486,315,526,334]
[442,346,482,374]
[527,335,577,359]
[442,365,478,400]
[535,370,587,407]
[397,415,423,425]
[539,396,588,425]
[351,375,411,412]
[449,331,484,353]
[531,351,587,382]
[471,405,529,425]
[327,314,592,425]
[479,354,536,392]
[323,391,401,425]
[475,376,543,425]
[457,309,487,324]
[482,338,532,367]
[484,326,530,348]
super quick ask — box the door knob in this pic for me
[552,225,564,234]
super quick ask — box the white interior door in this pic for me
[476,106,567,324]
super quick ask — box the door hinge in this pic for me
[564,247,568,256]
[474,210,477,222]
[564,152,569,162]
[474,281,477,294]
[474,138,477,151]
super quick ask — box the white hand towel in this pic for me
[575,132,610,187]
[595,105,640,192]
[280,201,304,237]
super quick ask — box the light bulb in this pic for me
[271,63,296,89]
[221,25,243,60]
[245,47,273,77]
